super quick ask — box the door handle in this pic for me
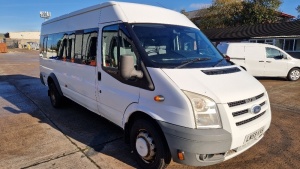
[259,61,264,62]
[98,72,101,81]
[266,61,271,63]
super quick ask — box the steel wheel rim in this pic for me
[135,131,156,163]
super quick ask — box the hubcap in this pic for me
[136,137,148,157]
[135,131,156,162]
[290,70,300,80]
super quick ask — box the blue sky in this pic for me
[0,0,299,33]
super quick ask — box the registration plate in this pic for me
[244,127,264,144]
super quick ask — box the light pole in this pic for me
[40,11,51,21]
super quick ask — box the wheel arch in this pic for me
[124,111,150,143]
[123,109,169,153]
[47,73,63,96]
[127,111,172,168]
[289,66,300,71]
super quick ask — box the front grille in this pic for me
[232,101,266,117]
[228,93,268,127]
[228,93,264,107]
[236,111,266,126]
[228,100,246,107]
[232,109,248,117]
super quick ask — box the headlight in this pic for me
[183,90,222,129]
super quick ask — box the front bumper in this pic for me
[157,121,232,166]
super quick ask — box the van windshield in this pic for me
[131,24,229,68]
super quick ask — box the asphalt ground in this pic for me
[0,49,299,169]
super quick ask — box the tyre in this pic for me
[49,82,64,108]
[287,68,300,81]
[130,119,171,169]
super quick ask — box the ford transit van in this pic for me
[217,42,300,81]
[40,2,271,168]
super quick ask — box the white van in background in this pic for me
[40,2,271,168]
[217,43,300,81]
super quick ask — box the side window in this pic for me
[82,28,98,66]
[102,24,138,69]
[119,24,137,65]
[102,24,119,68]
[266,47,285,59]
[102,24,139,79]
[43,33,64,59]
[46,35,57,58]
[74,30,83,63]
[58,34,68,60]
[41,36,47,58]
[41,28,98,66]
[68,33,75,61]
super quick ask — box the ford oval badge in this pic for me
[251,105,261,114]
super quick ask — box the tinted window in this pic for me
[41,28,98,66]
[43,33,64,59]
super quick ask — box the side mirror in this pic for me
[283,55,287,59]
[224,54,230,61]
[120,55,143,80]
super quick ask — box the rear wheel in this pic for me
[49,82,64,108]
[130,119,171,169]
[287,68,300,81]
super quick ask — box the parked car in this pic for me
[217,43,300,81]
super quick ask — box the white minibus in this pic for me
[40,2,271,168]
[217,42,300,81]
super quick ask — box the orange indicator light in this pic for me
[154,95,165,102]
[177,150,185,160]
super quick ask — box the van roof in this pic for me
[42,2,112,25]
[42,1,196,29]
[218,42,276,48]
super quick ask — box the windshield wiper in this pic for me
[175,57,211,69]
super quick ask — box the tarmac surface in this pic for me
[0,49,299,169]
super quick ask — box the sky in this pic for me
[0,0,299,33]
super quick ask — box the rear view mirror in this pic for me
[120,55,143,80]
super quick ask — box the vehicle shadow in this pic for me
[0,74,139,168]
[255,76,288,81]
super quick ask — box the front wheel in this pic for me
[49,82,64,108]
[130,119,171,169]
[287,68,300,81]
